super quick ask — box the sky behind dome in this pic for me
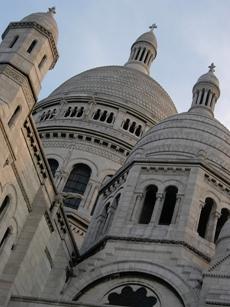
[1,0,230,128]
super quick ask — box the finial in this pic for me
[149,23,157,31]
[208,63,216,73]
[48,6,56,14]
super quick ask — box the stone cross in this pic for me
[208,63,216,72]
[48,6,56,14]
[149,23,157,31]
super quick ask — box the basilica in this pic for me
[0,8,229,307]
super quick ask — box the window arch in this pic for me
[27,40,37,53]
[139,185,158,224]
[214,208,230,242]
[63,164,91,209]
[197,197,214,238]
[159,186,178,225]
[47,158,59,177]
[0,196,10,218]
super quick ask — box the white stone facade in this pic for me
[0,8,230,307]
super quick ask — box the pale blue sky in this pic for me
[1,1,230,128]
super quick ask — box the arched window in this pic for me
[38,55,47,70]
[139,185,158,224]
[93,109,101,120]
[77,107,84,117]
[135,125,142,137]
[0,196,10,218]
[48,158,59,177]
[107,112,114,124]
[63,164,91,209]
[8,105,21,127]
[71,107,78,117]
[27,40,37,53]
[129,122,136,133]
[159,186,178,225]
[100,110,107,122]
[197,197,214,238]
[9,35,19,48]
[64,107,72,117]
[214,208,230,242]
[123,119,130,130]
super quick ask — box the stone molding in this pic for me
[2,21,59,69]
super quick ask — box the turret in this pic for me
[0,7,59,98]
[124,24,157,75]
[189,63,220,117]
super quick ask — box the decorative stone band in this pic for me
[2,22,59,69]
[75,235,211,266]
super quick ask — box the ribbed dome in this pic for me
[127,111,230,174]
[48,65,177,122]
[197,71,219,87]
[134,30,157,50]
[22,10,58,43]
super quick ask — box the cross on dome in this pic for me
[48,6,56,14]
[208,63,216,73]
[149,23,157,31]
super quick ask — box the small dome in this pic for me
[127,111,230,176]
[134,29,157,51]
[195,63,219,88]
[21,9,58,43]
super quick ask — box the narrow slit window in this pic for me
[27,40,37,54]
[8,105,21,128]
[9,35,19,48]
[38,55,47,70]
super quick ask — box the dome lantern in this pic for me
[189,63,220,117]
[124,24,158,75]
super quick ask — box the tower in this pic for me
[32,26,177,246]
[57,66,230,307]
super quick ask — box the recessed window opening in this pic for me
[135,125,142,137]
[107,112,114,124]
[123,119,130,130]
[205,90,211,106]
[71,107,78,117]
[199,88,205,105]
[93,109,101,120]
[135,48,141,60]
[197,197,214,238]
[100,110,107,122]
[139,185,158,224]
[40,112,46,121]
[0,196,10,218]
[159,186,178,225]
[9,35,19,48]
[214,208,230,242]
[38,55,47,70]
[77,107,84,117]
[0,227,11,248]
[27,40,37,54]
[148,55,153,65]
[144,50,150,64]
[45,110,51,120]
[8,105,21,128]
[64,107,71,117]
[139,48,146,62]
[49,109,56,119]
[129,122,136,133]
[48,158,59,177]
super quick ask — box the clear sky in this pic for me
[1,0,230,128]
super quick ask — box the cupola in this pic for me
[189,63,220,117]
[124,24,158,75]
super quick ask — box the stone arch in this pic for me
[67,260,198,307]
[67,158,99,179]
[162,179,184,194]
[137,178,164,194]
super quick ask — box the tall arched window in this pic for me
[139,185,158,224]
[159,186,178,225]
[214,208,230,242]
[47,158,59,177]
[0,196,10,218]
[63,164,91,209]
[197,197,214,238]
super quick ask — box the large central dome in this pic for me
[48,65,177,123]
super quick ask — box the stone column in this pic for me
[150,193,163,224]
[171,194,182,224]
[130,192,144,222]
[194,200,204,231]
[207,210,221,242]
